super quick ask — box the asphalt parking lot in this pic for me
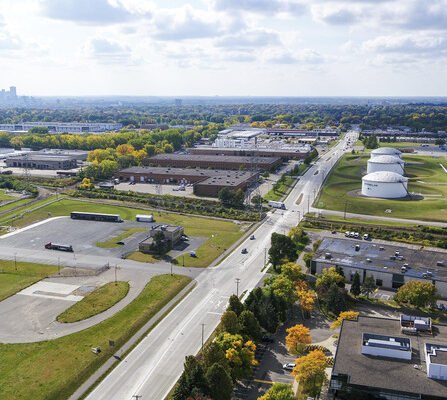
[0,217,206,259]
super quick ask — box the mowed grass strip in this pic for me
[0,260,58,301]
[57,281,130,323]
[126,251,161,263]
[264,176,296,201]
[316,153,447,222]
[96,227,146,248]
[1,198,248,268]
[0,274,191,400]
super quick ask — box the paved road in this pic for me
[82,131,358,400]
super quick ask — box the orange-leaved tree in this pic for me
[285,324,312,354]
[292,350,328,398]
[330,310,360,330]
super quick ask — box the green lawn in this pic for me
[126,251,162,263]
[0,189,15,201]
[379,142,433,149]
[0,198,248,268]
[0,274,191,400]
[0,196,58,226]
[96,228,146,248]
[0,260,58,301]
[316,154,447,222]
[57,281,130,323]
[264,176,296,201]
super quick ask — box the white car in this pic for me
[282,363,296,371]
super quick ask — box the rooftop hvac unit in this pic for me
[325,253,332,259]
[366,258,372,263]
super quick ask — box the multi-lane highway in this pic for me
[84,130,358,400]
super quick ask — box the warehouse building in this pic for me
[366,155,405,175]
[188,146,310,160]
[144,154,281,171]
[117,166,258,197]
[311,238,447,297]
[329,316,447,399]
[5,154,77,170]
[362,171,408,198]
[370,147,402,159]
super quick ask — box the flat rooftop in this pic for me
[314,237,447,283]
[6,154,74,162]
[333,316,447,397]
[119,166,257,187]
[190,146,309,154]
[148,153,280,164]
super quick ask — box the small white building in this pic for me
[367,155,405,175]
[370,147,402,159]
[362,171,408,198]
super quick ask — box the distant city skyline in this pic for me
[0,0,446,97]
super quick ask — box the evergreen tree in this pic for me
[361,276,377,298]
[227,294,245,316]
[206,363,233,400]
[350,272,361,297]
[239,310,262,341]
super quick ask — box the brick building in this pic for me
[188,146,310,161]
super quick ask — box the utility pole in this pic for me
[170,261,173,276]
[344,200,348,220]
[307,195,310,214]
[264,248,268,266]
[114,264,121,284]
[235,278,241,297]
[200,323,206,352]
[58,256,60,275]
[132,395,142,400]
[14,252,17,271]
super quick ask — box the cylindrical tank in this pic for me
[362,171,408,198]
[370,147,402,159]
[367,155,405,174]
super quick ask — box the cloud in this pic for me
[213,0,306,15]
[40,0,142,25]
[215,30,280,50]
[265,49,324,64]
[151,5,243,41]
[83,38,133,64]
[311,3,366,25]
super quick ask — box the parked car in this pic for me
[345,231,350,237]
[282,363,296,371]
[116,241,125,245]
[363,233,370,240]
[354,232,360,239]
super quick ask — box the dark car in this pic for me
[261,335,274,343]
[241,248,248,254]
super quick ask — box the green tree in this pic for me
[206,363,233,400]
[394,281,439,308]
[269,233,297,269]
[227,294,245,316]
[361,276,377,298]
[220,310,241,334]
[172,356,208,400]
[326,283,347,314]
[258,383,295,400]
[350,272,361,297]
[203,343,228,371]
[316,267,345,292]
[151,231,168,255]
[280,262,305,283]
[239,310,262,341]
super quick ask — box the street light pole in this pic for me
[170,261,173,276]
[235,278,241,297]
[14,252,17,271]
[200,323,206,352]
[264,248,267,266]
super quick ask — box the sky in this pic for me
[0,0,446,97]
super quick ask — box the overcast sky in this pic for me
[0,0,446,96]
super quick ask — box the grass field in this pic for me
[0,274,191,400]
[0,189,15,202]
[0,198,248,268]
[57,281,130,323]
[96,228,146,248]
[0,260,58,301]
[126,251,161,263]
[264,176,296,201]
[316,153,447,222]
[379,142,433,149]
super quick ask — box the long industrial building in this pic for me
[144,154,281,171]
[188,146,310,160]
[312,237,447,297]
[0,122,122,133]
[5,154,77,170]
[117,166,258,197]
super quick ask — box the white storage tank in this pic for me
[370,147,402,159]
[367,155,405,175]
[362,171,408,198]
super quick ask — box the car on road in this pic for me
[241,248,248,254]
[116,241,125,245]
[250,235,256,240]
[282,363,296,371]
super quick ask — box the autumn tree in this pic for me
[79,177,94,189]
[258,383,295,400]
[316,267,345,292]
[394,281,439,308]
[292,350,328,398]
[285,324,312,354]
[330,311,360,330]
[280,262,305,283]
[296,281,316,319]
[216,333,257,380]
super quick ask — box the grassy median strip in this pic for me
[264,175,296,201]
[57,282,130,323]
[0,260,58,301]
[96,228,146,248]
[0,274,191,400]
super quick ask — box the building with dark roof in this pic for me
[117,166,258,197]
[311,238,447,297]
[144,154,281,171]
[188,146,310,160]
[329,316,447,399]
